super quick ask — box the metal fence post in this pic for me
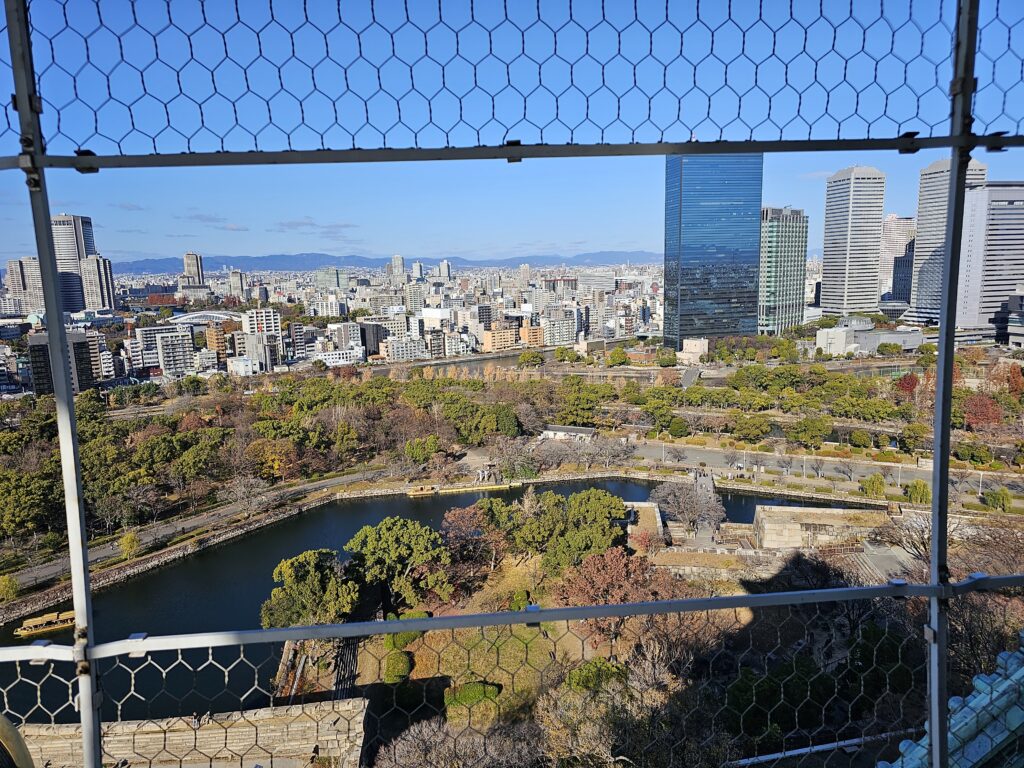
[929,0,981,766]
[3,0,103,764]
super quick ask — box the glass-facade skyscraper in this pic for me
[663,154,763,350]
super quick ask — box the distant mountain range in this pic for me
[110,250,662,276]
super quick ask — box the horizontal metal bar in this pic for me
[0,643,76,663]
[89,582,933,659]
[0,155,18,170]
[13,133,1022,173]
[727,729,920,766]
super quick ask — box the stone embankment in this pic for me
[23,699,366,768]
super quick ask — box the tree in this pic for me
[904,479,932,505]
[836,459,856,482]
[345,517,453,609]
[784,416,833,449]
[810,457,826,478]
[849,429,873,448]
[404,435,441,464]
[723,449,740,468]
[555,346,582,364]
[557,547,679,650]
[895,373,920,401]
[731,415,771,443]
[223,474,271,517]
[650,482,726,532]
[518,349,544,368]
[876,342,903,357]
[964,393,1004,432]
[860,473,886,499]
[119,530,142,560]
[983,486,1013,514]
[874,514,937,562]
[655,348,677,368]
[606,347,629,367]
[310,358,328,372]
[917,342,937,368]
[260,549,359,628]
[441,504,507,581]
[898,423,930,453]
[666,447,688,464]
[0,574,18,603]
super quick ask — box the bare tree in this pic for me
[776,454,794,474]
[872,513,963,564]
[810,457,826,478]
[836,459,856,482]
[722,449,740,468]
[666,446,688,464]
[651,482,726,532]
[592,436,637,469]
[222,474,271,517]
[950,468,973,492]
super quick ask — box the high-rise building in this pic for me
[663,154,763,349]
[820,166,886,316]
[242,308,282,336]
[28,329,100,394]
[206,323,227,365]
[314,266,344,291]
[80,255,116,311]
[411,261,424,279]
[388,254,406,285]
[878,214,916,300]
[50,214,96,312]
[906,158,988,323]
[5,258,45,312]
[156,331,196,379]
[892,240,916,304]
[758,206,808,335]
[182,251,204,286]
[438,259,452,280]
[226,269,246,298]
[956,182,1024,333]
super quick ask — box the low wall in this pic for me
[22,699,366,768]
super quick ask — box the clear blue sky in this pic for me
[2,149,1023,265]
[3,3,1021,266]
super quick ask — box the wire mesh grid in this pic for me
[974,0,1024,138]
[0,0,983,159]
[0,592,939,768]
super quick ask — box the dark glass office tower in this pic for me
[663,154,763,350]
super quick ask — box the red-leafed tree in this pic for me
[557,547,680,650]
[441,504,507,588]
[894,372,920,401]
[964,393,1004,432]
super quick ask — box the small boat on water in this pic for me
[14,611,75,639]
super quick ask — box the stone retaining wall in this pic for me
[22,699,366,768]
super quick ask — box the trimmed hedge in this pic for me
[383,651,412,684]
[444,681,501,708]
[566,658,626,692]
[383,611,430,651]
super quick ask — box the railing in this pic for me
[1,1,1023,766]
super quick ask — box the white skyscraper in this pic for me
[228,269,246,297]
[955,182,1024,332]
[820,166,886,316]
[80,255,116,311]
[438,259,452,280]
[878,214,916,300]
[906,158,988,323]
[50,213,97,312]
[5,258,45,312]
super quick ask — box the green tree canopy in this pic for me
[260,549,359,628]
[345,517,453,609]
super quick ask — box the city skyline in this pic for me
[3,149,1024,265]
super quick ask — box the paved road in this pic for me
[13,470,378,589]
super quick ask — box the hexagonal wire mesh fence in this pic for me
[0,0,1020,164]
[0,588,941,768]
[2,0,1024,766]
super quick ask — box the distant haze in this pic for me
[110,250,662,275]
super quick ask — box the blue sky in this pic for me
[1,3,1021,265]
[2,148,1023,265]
